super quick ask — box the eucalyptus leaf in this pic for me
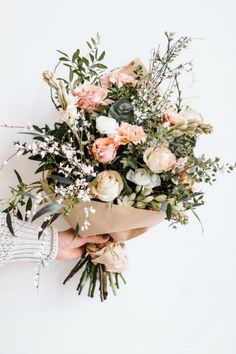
[6,212,15,236]
[49,175,73,185]
[73,223,80,239]
[14,170,22,184]
[32,203,63,222]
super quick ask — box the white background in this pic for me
[0,0,236,353]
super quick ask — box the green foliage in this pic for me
[57,33,107,87]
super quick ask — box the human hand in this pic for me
[57,228,109,260]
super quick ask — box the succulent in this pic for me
[108,98,133,122]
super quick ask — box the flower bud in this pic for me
[43,70,60,90]
[141,188,152,196]
[154,194,167,202]
[128,193,136,201]
[135,202,146,209]
[135,185,142,193]
[142,196,154,203]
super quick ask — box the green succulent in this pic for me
[108,98,133,122]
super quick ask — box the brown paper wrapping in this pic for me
[62,199,165,241]
[42,181,165,272]
[86,241,128,273]
[121,57,149,77]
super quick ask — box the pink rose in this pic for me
[73,85,107,109]
[91,137,118,163]
[116,122,146,145]
[101,72,135,88]
[164,111,187,125]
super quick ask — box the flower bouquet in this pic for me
[1,33,235,301]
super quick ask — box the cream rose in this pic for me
[90,170,124,202]
[96,116,119,135]
[143,146,176,173]
[181,107,204,122]
[126,168,161,189]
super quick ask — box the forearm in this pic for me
[0,213,58,266]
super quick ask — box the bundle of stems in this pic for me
[63,250,126,301]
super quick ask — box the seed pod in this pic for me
[141,188,152,196]
[137,195,144,201]
[150,201,161,210]
[142,196,154,203]
[135,202,146,209]
[154,194,167,202]
[128,193,136,201]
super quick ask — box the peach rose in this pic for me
[73,85,107,109]
[101,72,135,88]
[116,122,146,145]
[143,146,176,173]
[91,137,118,163]
[164,111,187,125]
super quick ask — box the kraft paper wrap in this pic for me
[86,241,128,273]
[42,181,165,272]
[42,180,165,241]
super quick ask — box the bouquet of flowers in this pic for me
[1,33,235,301]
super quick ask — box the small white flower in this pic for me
[126,168,161,189]
[96,115,119,135]
[117,195,134,207]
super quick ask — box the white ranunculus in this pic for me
[96,115,119,135]
[90,170,124,202]
[181,106,204,122]
[126,168,161,189]
[143,146,176,174]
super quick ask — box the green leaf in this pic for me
[32,203,63,222]
[32,125,43,133]
[91,37,96,46]
[63,63,73,68]
[98,51,105,61]
[16,208,23,220]
[49,212,61,225]
[73,222,80,239]
[69,68,74,82]
[49,174,73,185]
[57,50,69,57]
[72,49,80,62]
[87,41,92,50]
[25,197,32,221]
[10,187,35,199]
[38,218,51,239]
[91,63,107,69]
[166,203,172,220]
[89,53,94,62]
[121,176,132,194]
[82,57,89,67]
[55,121,68,140]
[14,170,22,184]
[59,57,70,62]
[6,212,15,236]
[35,164,52,174]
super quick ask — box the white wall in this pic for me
[0,0,236,353]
